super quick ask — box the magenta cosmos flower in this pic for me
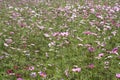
[112,47,118,54]
[88,64,95,69]
[38,71,47,78]
[88,47,95,52]
[6,69,15,75]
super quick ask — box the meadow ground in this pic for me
[0,0,120,80]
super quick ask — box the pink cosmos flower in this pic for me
[17,78,23,80]
[90,8,95,13]
[38,71,47,78]
[52,32,59,37]
[88,64,95,69]
[116,73,120,78]
[83,31,92,35]
[96,14,103,19]
[114,6,120,12]
[98,53,104,57]
[19,22,26,27]
[12,12,20,19]
[83,31,97,36]
[52,32,69,37]
[10,32,15,35]
[60,32,69,37]
[111,47,118,55]
[72,67,81,72]
[28,66,34,71]
[96,53,104,59]
[89,21,95,26]
[111,20,116,25]
[88,47,95,52]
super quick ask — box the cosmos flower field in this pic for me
[0,0,120,80]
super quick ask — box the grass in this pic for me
[0,0,120,80]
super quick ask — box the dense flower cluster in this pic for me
[0,0,119,80]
